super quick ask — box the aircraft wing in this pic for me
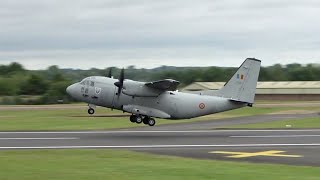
[145,79,180,91]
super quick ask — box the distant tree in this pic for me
[0,78,16,95]
[52,73,66,82]
[0,62,25,76]
[0,65,8,75]
[7,62,25,72]
[0,60,319,105]
[42,80,72,104]
[286,63,302,69]
[47,65,60,73]
[19,74,48,95]
[270,64,288,80]
[127,65,136,70]
[288,68,314,81]
[202,67,233,82]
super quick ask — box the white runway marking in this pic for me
[1,129,320,134]
[0,137,79,140]
[0,143,320,149]
[231,135,320,138]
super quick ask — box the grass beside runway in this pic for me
[0,103,319,130]
[226,117,320,129]
[0,149,319,180]
[0,107,230,130]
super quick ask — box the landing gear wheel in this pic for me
[148,118,156,126]
[130,115,136,123]
[143,117,149,125]
[88,108,95,115]
[135,116,143,124]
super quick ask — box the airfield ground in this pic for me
[0,102,319,130]
[0,101,319,179]
[1,149,320,180]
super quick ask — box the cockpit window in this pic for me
[79,78,95,86]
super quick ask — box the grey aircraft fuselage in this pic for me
[66,77,246,120]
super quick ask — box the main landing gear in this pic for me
[130,115,156,126]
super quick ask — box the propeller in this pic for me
[107,68,112,78]
[114,68,124,96]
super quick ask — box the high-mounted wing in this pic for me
[145,79,180,91]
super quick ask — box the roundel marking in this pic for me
[199,103,206,109]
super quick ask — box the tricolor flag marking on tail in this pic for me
[237,74,244,80]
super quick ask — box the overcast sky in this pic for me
[0,0,320,69]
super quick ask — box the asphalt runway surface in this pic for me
[0,113,320,166]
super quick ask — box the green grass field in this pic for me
[0,103,319,130]
[0,149,319,180]
[0,107,231,130]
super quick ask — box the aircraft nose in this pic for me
[66,84,76,96]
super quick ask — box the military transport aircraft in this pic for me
[66,58,261,126]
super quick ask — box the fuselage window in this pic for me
[90,81,95,87]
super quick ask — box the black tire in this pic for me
[135,116,143,124]
[88,108,95,115]
[130,115,136,123]
[143,117,149,125]
[148,118,156,126]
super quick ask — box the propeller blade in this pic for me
[117,84,122,95]
[114,81,121,95]
[114,68,125,96]
[119,68,124,84]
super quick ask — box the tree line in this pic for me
[0,62,319,104]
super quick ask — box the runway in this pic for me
[132,113,318,130]
[0,113,319,166]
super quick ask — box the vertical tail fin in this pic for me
[217,58,261,104]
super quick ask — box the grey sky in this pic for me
[0,0,320,69]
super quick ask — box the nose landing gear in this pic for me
[129,115,156,126]
[87,104,96,115]
[88,108,95,115]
